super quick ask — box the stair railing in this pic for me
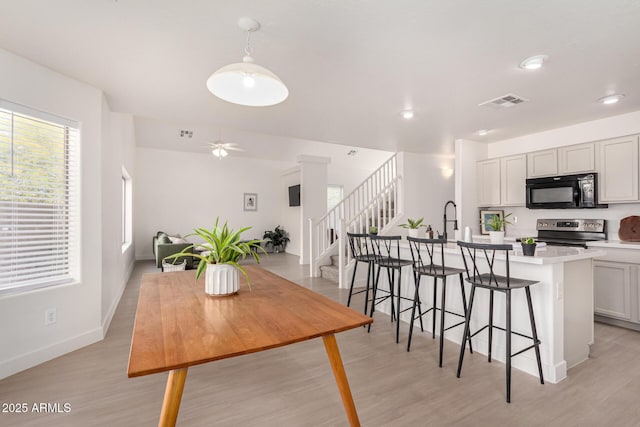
[309,153,400,284]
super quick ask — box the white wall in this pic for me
[479,109,640,239]
[101,108,136,330]
[455,139,488,236]
[298,156,330,264]
[134,147,289,260]
[394,152,455,237]
[0,48,126,379]
[281,168,301,257]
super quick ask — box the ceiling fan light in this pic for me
[211,147,228,158]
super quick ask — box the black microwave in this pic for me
[526,173,607,209]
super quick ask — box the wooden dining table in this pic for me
[127,265,373,427]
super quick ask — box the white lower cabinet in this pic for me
[593,246,640,330]
[593,261,632,320]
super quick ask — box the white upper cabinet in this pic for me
[500,155,526,206]
[527,149,558,178]
[597,135,639,203]
[558,142,595,174]
[476,159,501,206]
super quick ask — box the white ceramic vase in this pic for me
[489,231,505,244]
[204,263,239,296]
[408,229,421,238]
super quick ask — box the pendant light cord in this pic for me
[244,31,252,57]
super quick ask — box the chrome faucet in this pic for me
[442,200,458,241]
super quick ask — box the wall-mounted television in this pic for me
[288,184,301,207]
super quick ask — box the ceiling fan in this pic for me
[207,140,244,159]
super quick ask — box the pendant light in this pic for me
[206,17,288,107]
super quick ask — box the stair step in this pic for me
[320,264,339,283]
[330,255,339,266]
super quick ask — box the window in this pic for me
[121,166,132,251]
[327,184,343,210]
[0,100,80,294]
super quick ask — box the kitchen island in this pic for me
[371,242,606,383]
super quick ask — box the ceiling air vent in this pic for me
[478,93,529,109]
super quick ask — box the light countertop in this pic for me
[399,240,606,265]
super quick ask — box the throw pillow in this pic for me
[157,232,171,244]
[168,235,188,244]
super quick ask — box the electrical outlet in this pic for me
[513,216,518,224]
[45,308,57,326]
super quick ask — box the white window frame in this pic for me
[0,99,80,295]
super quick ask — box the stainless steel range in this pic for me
[535,218,606,248]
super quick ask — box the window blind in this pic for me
[0,100,80,294]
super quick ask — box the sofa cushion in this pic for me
[168,235,188,244]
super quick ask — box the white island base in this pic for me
[366,243,606,383]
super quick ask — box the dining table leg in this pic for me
[159,367,188,427]
[322,334,361,427]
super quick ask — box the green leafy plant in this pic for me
[263,225,290,251]
[521,237,536,244]
[483,213,512,232]
[369,226,378,234]
[399,217,427,229]
[166,218,264,286]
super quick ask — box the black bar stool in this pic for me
[368,235,414,343]
[346,232,376,314]
[406,237,473,367]
[456,241,544,403]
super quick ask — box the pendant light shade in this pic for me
[207,18,288,107]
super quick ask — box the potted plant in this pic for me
[520,237,537,256]
[167,218,263,296]
[263,225,290,253]
[399,217,428,238]
[369,226,378,235]
[484,213,512,244]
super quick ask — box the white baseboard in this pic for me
[0,327,103,380]
[101,258,135,336]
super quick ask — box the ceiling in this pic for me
[1,0,639,158]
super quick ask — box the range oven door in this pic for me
[526,177,580,209]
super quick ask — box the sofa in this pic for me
[153,231,194,269]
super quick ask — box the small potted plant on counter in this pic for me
[369,226,378,235]
[520,237,537,256]
[399,217,428,238]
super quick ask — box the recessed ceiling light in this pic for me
[597,94,625,105]
[401,110,414,119]
[477,129,490,136]
[519,55,548,70]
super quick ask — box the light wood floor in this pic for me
[2,253,640,426]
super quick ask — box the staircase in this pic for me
[311,153,402,287]
[319,255,340,283]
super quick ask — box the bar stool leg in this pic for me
[347,261,359,307]
[458,273,473,354]
[457,284,476,378]
[525,286,545,384]
[407,273,421,352]
[506,289,512,403]
[439,276,447,367]
[363,262,372,315]
[387,267,395,322]
[395,268,403,344]
[488,289,494,363]
[367,265,382,333]
[432,277,438,339]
